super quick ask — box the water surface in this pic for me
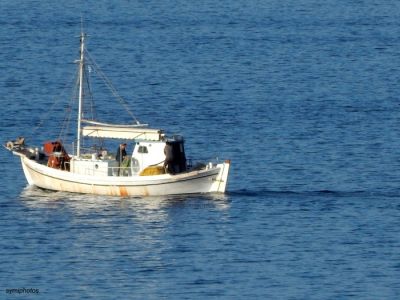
[1,0,400,298]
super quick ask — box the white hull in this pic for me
[7,32,231,197]
[19,155,230,196]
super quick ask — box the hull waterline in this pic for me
[19,155,230,196]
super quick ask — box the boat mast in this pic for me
[76,31,85,157]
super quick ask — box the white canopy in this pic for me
[82,126,164,141]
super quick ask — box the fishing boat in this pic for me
[5,31,230,196]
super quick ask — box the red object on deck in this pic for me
[43,142,56,155]
[43,141,70,171]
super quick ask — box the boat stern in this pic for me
[210,160,231,193]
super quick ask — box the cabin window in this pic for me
[138,146,148,154]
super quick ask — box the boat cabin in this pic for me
[67,125,187,177]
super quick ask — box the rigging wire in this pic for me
[58,69,80,144]
[85,49,141,125]
[83,63,106,150]
[31,45,142,152]
[31,68,78,138]
[84,64,97,122]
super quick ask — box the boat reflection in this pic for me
[19,186,231,222]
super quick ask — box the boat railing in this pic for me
[187,157,220,171]
[109,166,133,177]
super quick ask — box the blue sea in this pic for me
[1,0,400,299]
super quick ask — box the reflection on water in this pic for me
[19,186,231,217]
[17,186,232,284]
